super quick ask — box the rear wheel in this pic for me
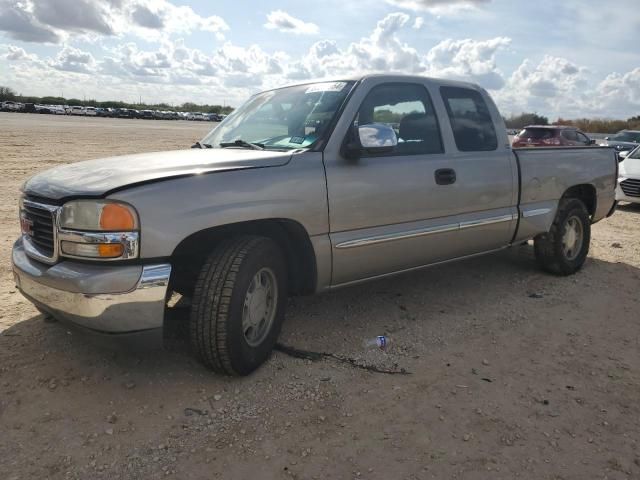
[189,236,287,376]
[534,198,591,275]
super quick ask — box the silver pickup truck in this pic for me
[13,75,617,375]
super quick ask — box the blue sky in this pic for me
[1,0,639,118]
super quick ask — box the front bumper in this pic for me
[616,181,640,204]
[12,238,171,333]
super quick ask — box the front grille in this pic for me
[22,203,56,257]
[620,178,640,198]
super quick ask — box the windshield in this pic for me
[202,81,355,150]
[611,131,640,143]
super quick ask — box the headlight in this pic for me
[58,200,139,260]
[60,200,138,231]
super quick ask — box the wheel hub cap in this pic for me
[242,268,277,347]
[562,216,583,261]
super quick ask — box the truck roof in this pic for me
[271,73,485,93]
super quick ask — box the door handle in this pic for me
[435,168,456,185]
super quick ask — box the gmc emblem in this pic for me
[20,214,34,237]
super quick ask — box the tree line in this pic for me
[504,112,640,133]
[0,86,234,115]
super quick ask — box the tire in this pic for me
[534,198,591,276]
[190,236,288,376]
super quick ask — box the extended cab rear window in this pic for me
[440,86,498,152]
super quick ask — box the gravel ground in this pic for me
[1,112,639,480]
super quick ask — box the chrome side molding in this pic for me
[522,207,552,218]
[335,214,516,250]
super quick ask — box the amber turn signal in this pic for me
[100,203,136,231]
[98,243,124,258]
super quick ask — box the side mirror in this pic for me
[589,139,596,145]
[343,123,398,159]
[619,151,629,159]
[604,136,610,140]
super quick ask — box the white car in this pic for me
[69,106,85,116]
[51,105,66,115]
[84,107,97,116]
[2,101,23,111]
[616,147,640,204]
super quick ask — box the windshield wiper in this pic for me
[219,139,264,150]
[191,141,213,149]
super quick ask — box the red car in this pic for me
[512,125,595,148]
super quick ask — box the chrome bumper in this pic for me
[12,238,171,333]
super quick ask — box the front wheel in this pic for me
[534,198,591,276]
[190,236,288,376]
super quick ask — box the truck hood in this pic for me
[23,148,292,201]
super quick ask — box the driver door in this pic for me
[323,82,461,286]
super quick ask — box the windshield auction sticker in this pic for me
[305,82,347,94]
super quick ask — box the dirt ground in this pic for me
[1,112,639,480]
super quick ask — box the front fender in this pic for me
[108,152,329,259]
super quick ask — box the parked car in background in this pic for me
[50,105,66,115]
[1,101,23,111]
[12,75,617,376]
[69,106,85,116]
[617,146,640,204]
[512,125,595,148]
[84,107,97,116]
[207,113,222,122]
[140,110,155,119]
[116,108,138,119]
[599,130,640,157]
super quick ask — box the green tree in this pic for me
[0,86,17,101]
[504,113,549,129]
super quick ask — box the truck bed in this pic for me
[512,146,617,242]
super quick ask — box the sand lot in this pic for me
[1,111,639,480]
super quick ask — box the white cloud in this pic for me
[591,68,640,118]
[264,10,318,35]
[413,17,424,29]
[424,37,511,89]
[49,45,96,73]
[496,55,588,116]
[3,45,38,61]
[0,0,228,44]
[386,0,491,14]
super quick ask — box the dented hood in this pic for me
[23,148,292,201]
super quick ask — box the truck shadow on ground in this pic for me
[2,242,637,383]
[617,203,640,214]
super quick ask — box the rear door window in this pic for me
[440,86,498,152]
[561,130,578,142]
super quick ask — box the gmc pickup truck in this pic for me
[13,75,617,375]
